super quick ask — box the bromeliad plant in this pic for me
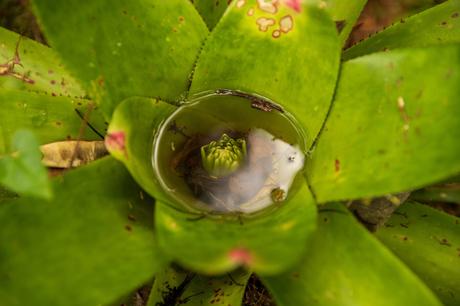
[0,0,459,305]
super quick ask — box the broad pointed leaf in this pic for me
[106,97,176,203]
[190,0,340,148]
[148,266,250,306]
[32,0,209,117]
[0,27,85,96]
[192,0,231,29]
[0,89,105,154]
[308,45,460,203]
[376,202,460,306]
[262,203,441,306]
[322,0,367,45]
[344,0,460,60]
[0,130,51,199]
[155,183,317,275]
[411,184,460,204]
[0,157,167,306]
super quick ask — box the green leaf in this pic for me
[343,0,460,60]
[0,26,85,96]
[190,0,340,148]
[322,0,367,45]
[376,202,460,306]
[106,97,176,203]
[308,45,460,203]
[148,266,250,306]
[0,130,52,199]
[262,203,441,306]
[32,0,209,117]
[411,184,460,204]
[0,157,167,306]
[0,89,106,154]
[192,0,231,30]
[155,183,317,275]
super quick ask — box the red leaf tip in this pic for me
[229,248,252,265]
[285,0,302,12]
[105,131,126,152]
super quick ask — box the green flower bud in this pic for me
[200,134,247,178]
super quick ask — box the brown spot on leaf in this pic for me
[257,0,278,14]
[435,237,451,247]
[285,0,301,12]
[256,17,276,32]
[97,76,105,87]
[279,15,294,33]
[335,20,346,34]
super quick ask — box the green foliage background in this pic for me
[0,1,459,306]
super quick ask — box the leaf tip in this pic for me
[229,248,252,266]
[285,0,302,13]
[105,131,126,155]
